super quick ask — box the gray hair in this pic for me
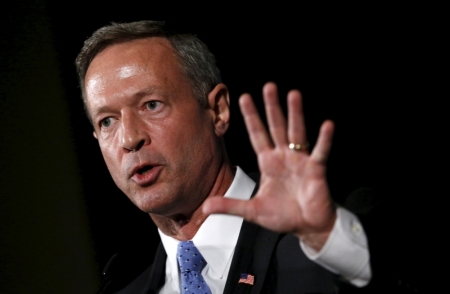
[75,20,222,120]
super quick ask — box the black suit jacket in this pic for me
[111,219,341,294]
[99,184,424,293]
[104,172,363,294]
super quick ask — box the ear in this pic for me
[207,83,230,137]
[93,131,98,139]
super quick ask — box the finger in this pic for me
[239,93,272,153]
[287,89,308,151]
[202,197,257,221]
[263,82,288,147]
[310,120,335,164]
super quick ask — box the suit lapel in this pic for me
[223,220,280,294]
[146,242,167,294]
[112,242,166,294]
[250,228,281,294]
[224,175,281,294]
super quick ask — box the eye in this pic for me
[146,101,161,110]
[100,117,113,128]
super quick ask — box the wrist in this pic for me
[297,210,337,252]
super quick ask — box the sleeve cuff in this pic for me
[300,206,371,287]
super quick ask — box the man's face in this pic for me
[84,38,223,217]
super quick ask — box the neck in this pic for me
[150,161,235,240]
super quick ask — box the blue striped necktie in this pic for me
[177,240,212,294]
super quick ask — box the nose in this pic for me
[120,113,150,152]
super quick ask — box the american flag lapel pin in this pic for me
[238,273,254,285]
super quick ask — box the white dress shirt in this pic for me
[158,167,371,293]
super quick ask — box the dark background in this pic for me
[1,1,440,293]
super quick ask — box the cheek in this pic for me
[98,129,122,160]
[174,124,216,168]
[98,141,123,180]
[99,141,115,163]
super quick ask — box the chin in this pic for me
[130,191,179,216]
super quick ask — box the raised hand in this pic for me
[203,82,337,251]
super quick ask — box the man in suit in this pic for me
[76,20,371,293]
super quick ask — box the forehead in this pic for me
[85,37,182,83]
[84,37,193,113]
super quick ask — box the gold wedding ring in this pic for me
[289,142,309,151]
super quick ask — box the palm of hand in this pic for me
[204,82,336,248]
[253,145,334,237]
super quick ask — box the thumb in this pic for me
[202,197,251,218]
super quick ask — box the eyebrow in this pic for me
[90,86,160,119]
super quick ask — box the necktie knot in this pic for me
[177,240,206,272]
[177,241,211,294]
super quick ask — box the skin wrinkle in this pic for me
[85,37,234,240]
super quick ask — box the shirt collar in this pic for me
[158,166,255,282]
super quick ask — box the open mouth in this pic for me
[137,165,154,175]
